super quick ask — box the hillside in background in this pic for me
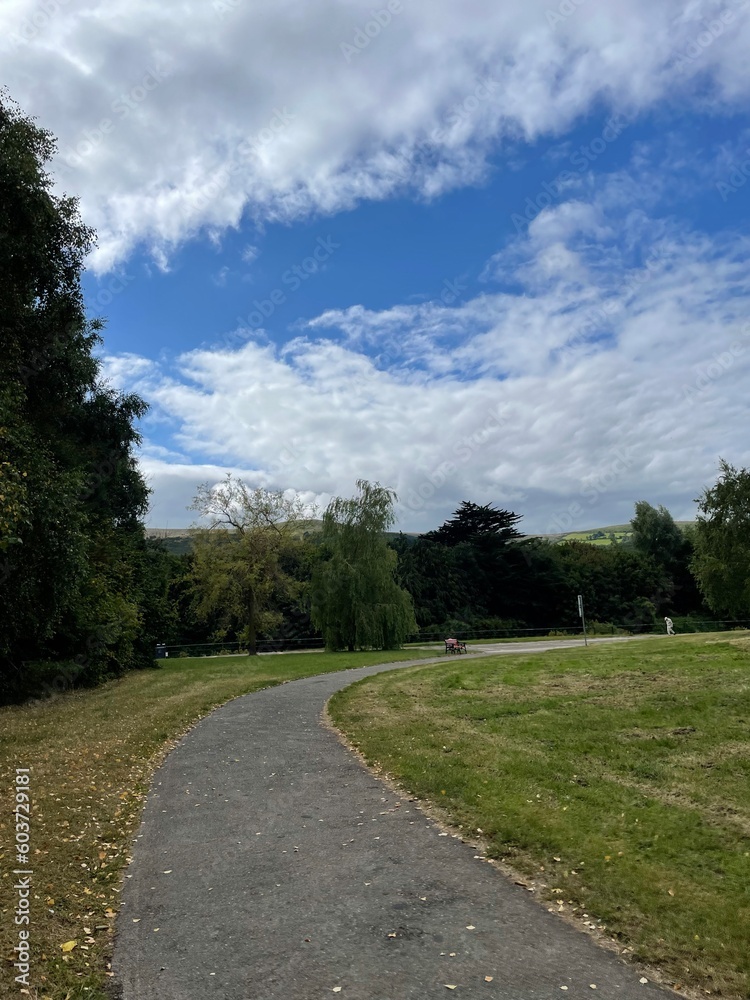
[535,522,694,546]
[147,522,695,555]
[534,523,636,546]
[146,528,194,556]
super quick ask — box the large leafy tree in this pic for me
[629,500,702,614]
[311,480,417,650]
[0,92,154,697]
[189,475,313,654]
[390,533,473,627]
[691,460,750,618]
[552,541,665,629]
[631,501,687,569]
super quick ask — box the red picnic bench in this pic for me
[444,638,467,654]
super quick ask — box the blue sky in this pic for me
[3,0,750,532]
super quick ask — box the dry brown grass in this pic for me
[0,647,436,999]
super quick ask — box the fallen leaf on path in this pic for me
[60,941,77,953]
[640,978,649,984]
[485,976,493,982]
[466,925,476,930]
[332,988,342,993]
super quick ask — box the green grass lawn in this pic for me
[329,633,750,999]
[0,648,436,1000]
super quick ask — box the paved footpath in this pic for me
[114,639,672,1000]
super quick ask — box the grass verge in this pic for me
[0,648,436,1000]
[328,633,750,999]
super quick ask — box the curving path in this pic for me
[113,638,671,999]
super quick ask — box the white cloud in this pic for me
[3,0,750,270]
[241,244,260,264]
[105,202,750,532]
[9,0,749,532]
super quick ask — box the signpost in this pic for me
[577,594,588,647]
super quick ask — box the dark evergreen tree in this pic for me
[0,92,153,698]
[424,501,523,546]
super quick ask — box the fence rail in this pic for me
[155,619,750,657]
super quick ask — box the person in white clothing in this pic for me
[664,617,675,635]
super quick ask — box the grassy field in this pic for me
[329,633,750,999]
[0,648,437,1000]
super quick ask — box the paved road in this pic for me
[114,638,670,1000]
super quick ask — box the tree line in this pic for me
[158,478,750,660]
[2,91,749,702]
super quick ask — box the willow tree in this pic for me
[311,480,417,651]
[189,475,313,654]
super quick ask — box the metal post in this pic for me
[578,594,588,647]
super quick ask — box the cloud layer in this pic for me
[3,0,749,270]
[105,197,750,532]
[7,0,749,531]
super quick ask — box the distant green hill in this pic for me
[533,523,634,546]
[147,521,694,554]
[532,522,694,546]
[146,528,194,556]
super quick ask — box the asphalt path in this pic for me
[114,637,672,1000]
